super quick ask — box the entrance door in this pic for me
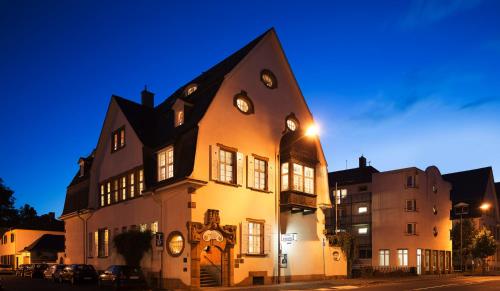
[200,245,222,287]
[417,249,422,275]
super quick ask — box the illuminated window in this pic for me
[293,164,304,192]
[358,227,368,234]
[113,180,118,203]
[139,224,147,232]
[260,69,277,89]
[121,177,126,200]
[304,166,314,194]
[281,163,289,190]
[233,92,254,114]
[151,221,158,234]
[158,146,174,181]
[98,229,109,258]
[334,189,347,205]
[130,173,135,198]
[254,158,267,190]
[100,185,105,206]
[185,84,197,96]
[248,221,263,254]
[139,169,144,194]
[106,182,111,205]
[358,206,368,214]
[219,149,235,183]
[175,110,184,127]
[286,119,297,131]
[379,249,389,266]
[111,127,125,152]
[398,249,408,266]
[236,98,249,112]
[167,232,184,257]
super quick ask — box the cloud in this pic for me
[459,97,499,110]
[401,0,482,29]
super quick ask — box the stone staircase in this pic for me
[200,266,219,287]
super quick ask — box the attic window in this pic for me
[233,91,254,114]
[261,69,277,89]
[175,110,184,127]
[185,84,197,96]
[285,115,298,132]
[111,127,125,152]
[79,160,85,177]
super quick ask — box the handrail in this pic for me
[203,255,221,273]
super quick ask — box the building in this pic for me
[327,157,453,275]
[443,167,500,270]
[61,28,346,289]
[0,214,65,268]
[326,156,379,267]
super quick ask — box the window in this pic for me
[100,185,105,206]
[304,166,314,194]
[185,84,197,96]
[139,224,147,232]
[286,118,297,131]
[406,199,416,211]
[167,232,184,257]
[113,180,118,203]
[106,182,111,205]
[406,223,417,235]
[219,149,235,183]
[130,173,135,198]
[334,189,347,205]
[158,146,174,181]
[358,227,368,235]
[121,177,127,200]
[175,110,184,127]
[10,233,14,243]
[359,248,372,259]
[248,222,263,255]
[260,69,277,89]
[98,229,109,258]
[151,221,158,234]
[233,91,254,115]
[254,158,267,190]
[281,163,289,190]
[406,175,416,188]
[94,231,98,257]
[397,249,408,266]
[111,127,125,152]
[358,206,368,214]
[379,249,390,266]
[139,169,144,194]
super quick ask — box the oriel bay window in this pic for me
[158,146,174,181]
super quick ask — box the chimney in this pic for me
[359,155,367,168]
[141,87,154,108]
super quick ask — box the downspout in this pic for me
[77,210,94,264]
[151,191,163,289]
[276,150,281,284]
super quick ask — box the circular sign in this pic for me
[333,251,341,261]
[202,230,224,242]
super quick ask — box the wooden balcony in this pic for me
[280,190,317,214]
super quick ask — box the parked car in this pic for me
[60,264,98,285]
[98,265,149,290]
[0,264,14,275]
[44,264,65,281]
[15,264,28,276]
[24,263,49,278]
[22,264,33,277]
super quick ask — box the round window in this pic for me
[260,69,277,89]
[167,231,185,257]
[233,91,254,114]
[185,84,197,96]
[286,118,297,131]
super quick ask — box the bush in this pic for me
[113,230,153,266]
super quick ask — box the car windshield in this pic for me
[75,265,94,271]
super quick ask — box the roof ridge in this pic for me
[443,166,492,176]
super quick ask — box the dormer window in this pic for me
[176,110,184,127]
[78,159,85,177]
[158,146,174,181]
[173,99,190,127]
[111,127,125,152]
[184,84,197,96]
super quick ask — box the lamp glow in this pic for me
[305,124,319,137]
[480,203,491,211]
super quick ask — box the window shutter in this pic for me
[241,222,249,255]
[237,152,244,186]
[268,163,274,192]
[247,156,255,188]
[264,224,272,255]
[210,145,219,181]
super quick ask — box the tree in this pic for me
[18,204,37,222]
[113,230,153,266]
[327,232,356,277]
[0,178,18,228]
[471,227,497,273]
[451,218,476,270]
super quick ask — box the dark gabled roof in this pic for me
[443,167,492,219]
[328,166,379,188]
[63,152,94,216]
[68,153,94,187]
[23,234,65,252]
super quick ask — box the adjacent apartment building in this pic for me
[327,157,453,275]
[0,214,64,268]
[61,29,345,289]
[443,167,500,270]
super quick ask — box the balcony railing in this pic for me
[280,190,316,211]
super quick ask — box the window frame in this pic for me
[233,91,255,115]
[158,146,174,182]
[97,228,109,258]
[98,166,143,208]
[247,220,265,255]
[253,157,268,191]
[406,222,417,235]
[111,126,126,153]
[397,249,409,266]
[379,249,390,266]
[405,199,417,212]
[219,147,236,184]
[260,69,277,89]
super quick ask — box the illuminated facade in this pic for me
[61,29,346,288]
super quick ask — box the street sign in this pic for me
[279,254,288,268]
[155,232,164,250]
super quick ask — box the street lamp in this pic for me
[454,202,469,272]
[480,203,491,211]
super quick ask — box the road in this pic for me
[1,274,499,290]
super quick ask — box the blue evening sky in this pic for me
[1,0,499,215]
